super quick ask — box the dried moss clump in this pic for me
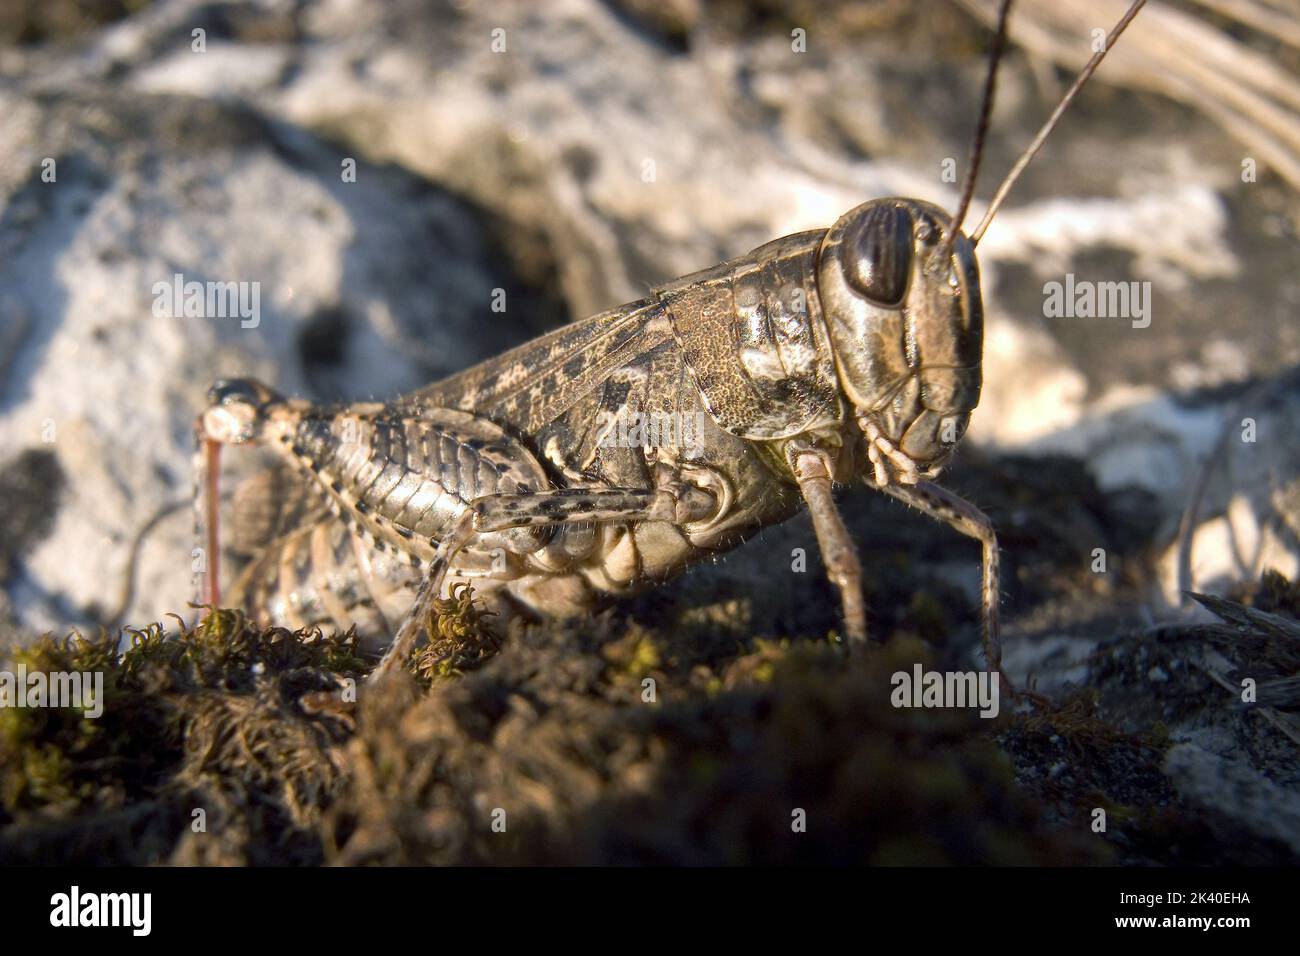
[0,611,363,865]
[410,582,501,683]
[6,573,1297,865]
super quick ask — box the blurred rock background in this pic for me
[0,0,1295,653]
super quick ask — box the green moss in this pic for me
[0,611,361,863]
[410,582,501,683]
[5,572,1295,865]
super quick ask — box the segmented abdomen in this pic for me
[273,406,553,565]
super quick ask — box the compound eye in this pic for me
[845,204,913,306]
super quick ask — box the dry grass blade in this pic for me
[1187,0,1300,51]
[1188,590,1300,643]
[957,0,1300,191]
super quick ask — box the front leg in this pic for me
[878,480,1001,674]
[788,446,870,647]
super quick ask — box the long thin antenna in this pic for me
[971,0,1148,245]
[942,0,1016,260]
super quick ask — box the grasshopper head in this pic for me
[202,378,283,445]
[816,198,983,485]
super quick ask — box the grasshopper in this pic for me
[195,0,1148,681]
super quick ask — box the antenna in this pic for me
[970,0,1148,245]
[942,0,1016,261]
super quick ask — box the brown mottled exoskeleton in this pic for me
[195,1,1148,680]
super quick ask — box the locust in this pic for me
[194,0,1148,682]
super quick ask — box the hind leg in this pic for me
[371,482,715,681]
